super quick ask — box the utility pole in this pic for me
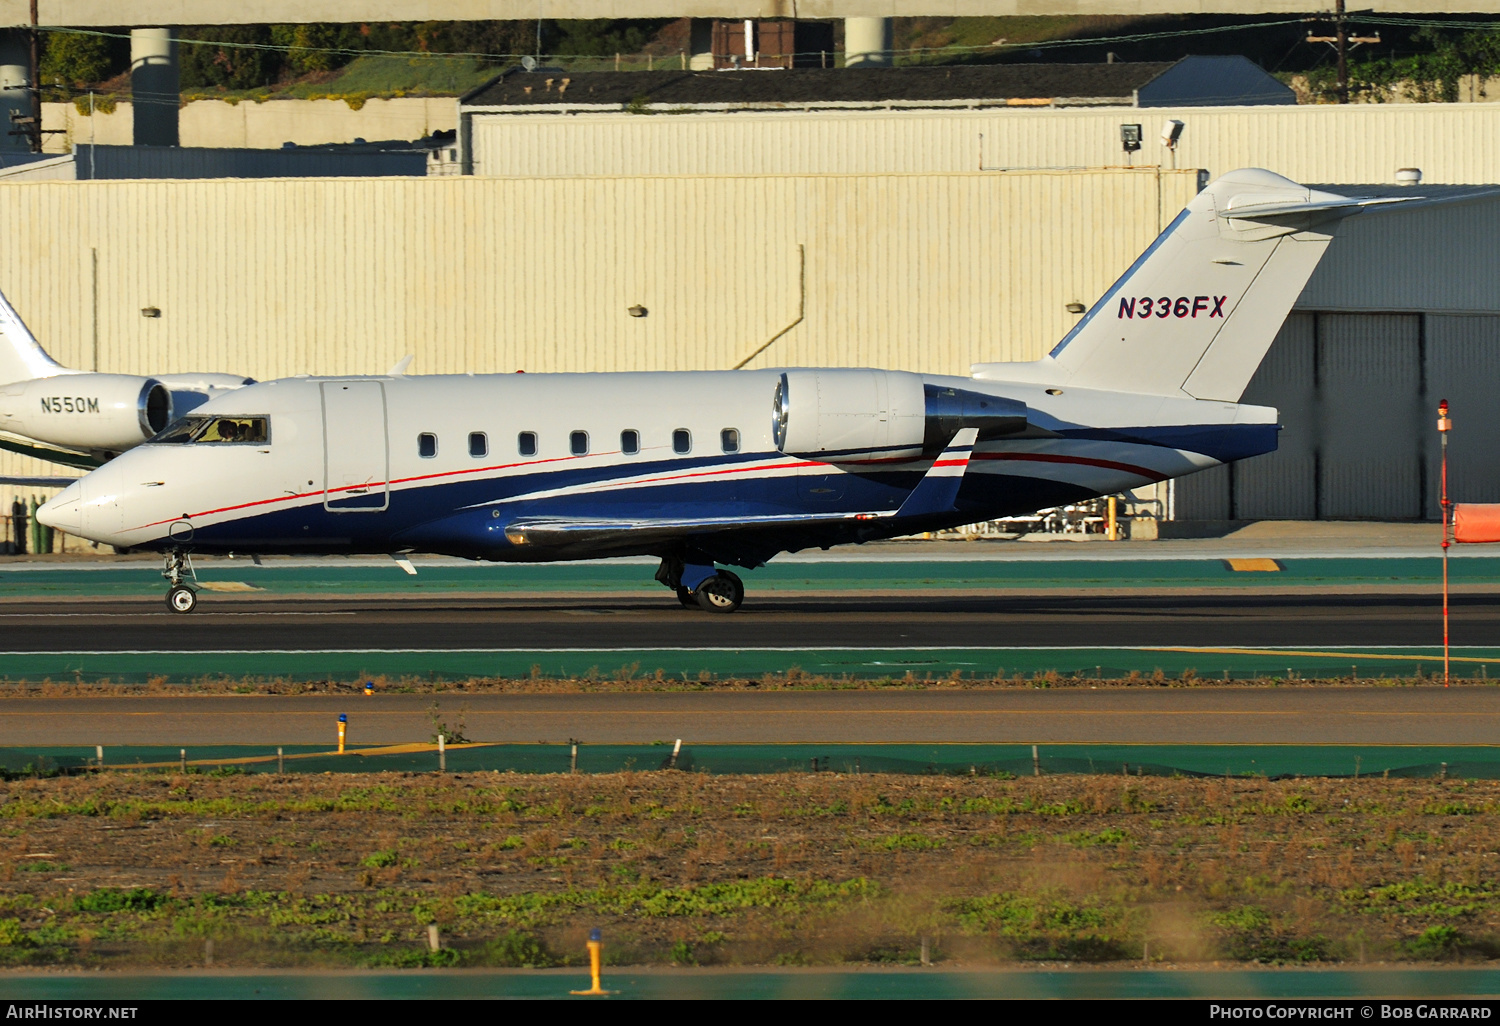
[1306,0,1381,104]
[9,0,48,152]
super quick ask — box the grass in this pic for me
[2,668,1493,697]
[0,771,1498,967]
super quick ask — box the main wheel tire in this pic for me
[694,571,744,614]
[676,586,697,608]
[166,586,198,614]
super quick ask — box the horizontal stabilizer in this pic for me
[1221,195,1414,223]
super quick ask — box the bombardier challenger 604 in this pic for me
[38,170,1404,613]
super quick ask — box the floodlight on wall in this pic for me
[141,306,161,318]
[1159,119,1185,150]
[1120,124,1142,154]
[1065,302,1086,314]
[627,305,648,318]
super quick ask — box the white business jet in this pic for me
[0,298,249,482]
[39,170,1405,613]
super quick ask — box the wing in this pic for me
[504,509,879,549]
[0,432,106,471]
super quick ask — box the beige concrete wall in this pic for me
[0,168,1197,494]
[469,103,1500,185]
[7,1,1500,22]
[40,97,457,153]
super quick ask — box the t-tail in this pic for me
[0,284,72,387]
[0,280,250,468]
[974,169,1411,400]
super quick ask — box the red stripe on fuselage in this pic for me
[126,454,822,533]
[972,451,1167,482]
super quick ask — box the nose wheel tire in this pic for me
[694,571,744,614]
[166,586,198,614]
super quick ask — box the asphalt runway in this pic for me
[0,590,1495,650]
[2,688,1497,745]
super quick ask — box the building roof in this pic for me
[461,56,1294,113]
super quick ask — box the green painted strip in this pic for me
[0,968,1497,999]
[7,645,1499,682]
[6,743,1495,779]
[5,556,1500,597]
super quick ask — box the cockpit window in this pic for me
[198,417,268,443]
[150,415,269,445]
[151,416,209,444]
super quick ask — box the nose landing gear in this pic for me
[161,549,199,614]
[656,558,745,614]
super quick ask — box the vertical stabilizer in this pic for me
[1041,169,1388,401]
[0,287,69,385]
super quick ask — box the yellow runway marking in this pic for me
[1147,646,1495,664]
[1224,558,1283,572]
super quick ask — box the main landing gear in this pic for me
[657,558,745,614]
[162,549,199,614]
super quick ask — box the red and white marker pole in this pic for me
[1439,399,1452,687]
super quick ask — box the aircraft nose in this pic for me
[37,480,82,532]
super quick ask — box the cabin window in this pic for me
[468,432,488,458]
[720,428,740,454]
[155,415,268,445]
[518,431,537,457]
[672,429,691,455]
[621,429,640,455]
[418,432,437,458]
[570,430,589,456]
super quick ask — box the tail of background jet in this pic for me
[975,169,1404,401]
[0,286,70,386]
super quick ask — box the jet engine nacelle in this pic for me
[0,373,173,453]
[772,370,1031,461]
[154,373,256,417]
[773,369,928,461]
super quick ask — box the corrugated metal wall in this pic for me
[1296,192,1500,313]
[1179,312,1500,522]
[469,104,1500,184]
[0,168,1199,500]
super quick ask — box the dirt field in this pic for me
[0,770,1494,969]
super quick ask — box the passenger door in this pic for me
[321,381,389,512]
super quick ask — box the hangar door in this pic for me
[321,380,390,512]
[1174,312,1476,521]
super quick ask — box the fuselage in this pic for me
[39,368,1277,568]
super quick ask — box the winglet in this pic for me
[388,355,414,376]
[894,427,979,519]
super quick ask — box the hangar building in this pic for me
[1,97,1498,524]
